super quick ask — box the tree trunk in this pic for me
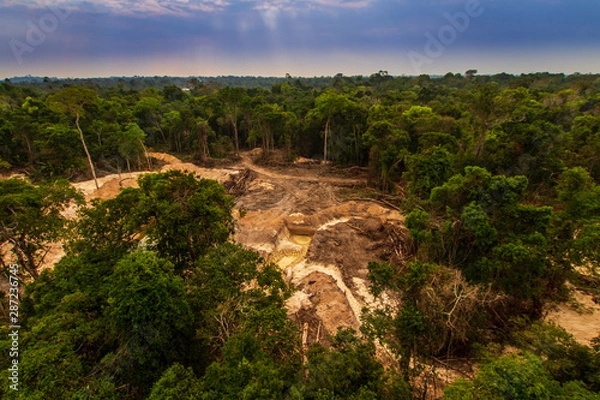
[153,116,167,144]
[354,126,360,165]
[201,127,208,161]
[76,111,99,189]
[232,117,240,157]
[473,122,489,158]
[197,122,208,163]
[24,134,35,164]
[10,237,39,280]
[139,138,152,170]
[324,115,330,162]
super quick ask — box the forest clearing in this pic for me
[1,74,600,399]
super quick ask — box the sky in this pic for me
[1,0,599,78]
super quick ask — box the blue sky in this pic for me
[1,0,599,78]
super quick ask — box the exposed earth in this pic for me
[61,151,405,349]
[149,151,406,347]
[65,151,600,349]
[3,150,599,397]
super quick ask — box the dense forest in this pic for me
[1,72,600,399]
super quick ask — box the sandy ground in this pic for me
[545,289,600,346]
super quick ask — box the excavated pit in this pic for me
[236,199,405,347]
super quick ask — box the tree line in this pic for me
[2,72,599,181]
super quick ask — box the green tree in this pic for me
[134,171,235,272]
[308,90,363,163]
[103,251,194,397]
[148,363,202,400]
[198,333,287,400]
[551,167,600,282]
[408,166,558,305]
[118,122,148,172]
[404,146,452,198]
[444,353,600,400]
[363,261,438,380]
[512,322,600,391]
[299,329,386,399]
[187,243,292,354]
[71,171,235,273]
[47,87,100,189]
[566,115,600,180]
[163,110,183,153]
[35,123,87,178]
[0,178,82,279]
[134,94,166,145]
[218,86,248,157]
[195,118,215,162]
[362,120,410,192]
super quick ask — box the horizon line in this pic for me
[6,71,600,82]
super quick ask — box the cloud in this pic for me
[0,0,375,17]
[240,0,374,31]
[0,0,230,16]
[311,0,373,8]
[244,0,374,12]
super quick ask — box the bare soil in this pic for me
[545,289,600,346]
[67,151,407,345]
[3,150,599,398]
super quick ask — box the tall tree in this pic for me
[135,95,167,144]
[308,90,363,163]
[218,87,247,157]
[119,123,149,172]
[47,87,100,189]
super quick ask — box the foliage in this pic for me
[0,172,281,399]
[133,171,235,272]
[187,242,295,358]
[363,261,493,386]
[293,329,411,400]
[197,333,287,400]
[103,251,194,394]
[0,177,82,279]
[511,321,600,392]
[70,170,235,273]
[552,167,600,274]
[3,73,600,399]
[408,166,559,306]
[444,353,600,400]
[148,363,202,400]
